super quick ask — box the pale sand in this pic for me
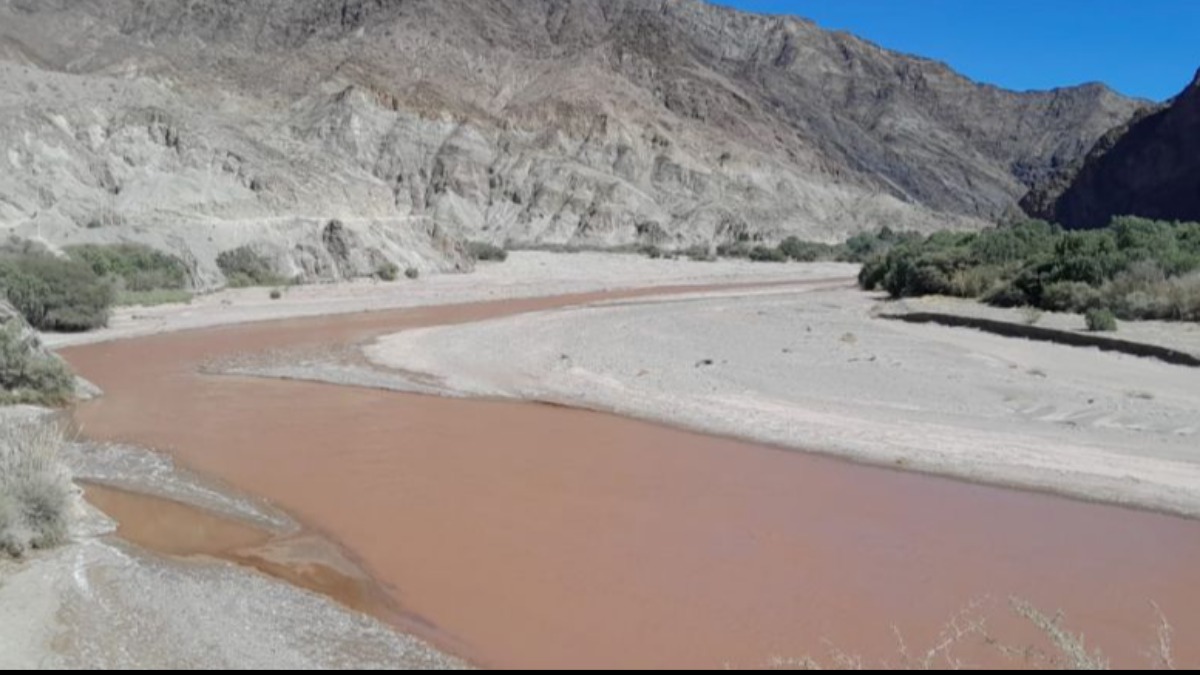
[43,252,852,348]
[365,284,1200,517]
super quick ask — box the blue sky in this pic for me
[713,1,1199,101]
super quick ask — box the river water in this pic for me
[62,287,1200,668]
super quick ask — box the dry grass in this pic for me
[768,597,1178,671]
[0,420,74,557]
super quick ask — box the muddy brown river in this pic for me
[62,286,1200,669]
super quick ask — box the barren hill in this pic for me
[0,0,1141,284]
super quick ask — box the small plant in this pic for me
[1085,308,1118,332]
[467,241,509,262]
[405,267,420,280]
[376,262,400,282]
[1020,306,1044,326]
[269,288,283,300]
[0,420,74,558]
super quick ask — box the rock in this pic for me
[1025,69,1200,229]
[0,0,1143,272]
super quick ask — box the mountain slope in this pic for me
[0,0,1142,283]
[1024,69,1200,229]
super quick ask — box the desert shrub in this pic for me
[405,267,420,280]
[716,241,753,259]
[0,254,114,332]
[640,244,665,260]
[842,226,923,263]
[748,245,788,263]
[66,244,189,293]
[217,247,284,288]
[857,257,889,291]
[0,420,74,557]
[682,245,716,262]
[0,322,75,406]
[269,289,283,300]
[467,241,509,263]
[1085,308,1118,332]
[779,237,840,262]
[376,262,400,282]
[1041,281,1102,313]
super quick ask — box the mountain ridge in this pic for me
[0,0,1143,284]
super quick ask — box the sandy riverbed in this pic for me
[365,284,1200,517]
[44,252,847,349]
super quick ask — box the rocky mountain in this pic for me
[0,0,1142,285]
[1023,69,1200,229]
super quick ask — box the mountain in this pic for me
[1023,69,1200,229]
[0,0,1142,284]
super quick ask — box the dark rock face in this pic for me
[0,0,1144,253]
[1027,70,1200,229]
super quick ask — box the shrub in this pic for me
[66,244,189,293]
[748,245,788,263]
[716,242,753,259]
[1041,282,1102,313]
[640,244,665,260]
[467,241,509,263]
[405,267,420,280]
[376,262,400,282]
[682,245,716,262]
[0,253,114,332]
[0,420,74,557]
[1085,308,1118,332]
[269,289,283,300]
[779,237,839,262]
[857,217,1200,324]
[0,322,75,406]
[217,247,284,288]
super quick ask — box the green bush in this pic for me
[779,237,840,262]
[405,267,420,280]
[376,262,400,282]
[0,322,75,406]
[467,242,509,263]
[1085,308,1118,332]
[748,245,788,263]
[269,289,283,300]
[66,244,189,293]
[217,247,284,288]
[0,254,114,332]
[856,217,1200,324]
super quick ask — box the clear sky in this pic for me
[712,1,1199,101]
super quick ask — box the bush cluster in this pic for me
[0,253,114,332]
[217,247,286,288]
[858,217,1200,323]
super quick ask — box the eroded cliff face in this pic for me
[0,0,1142,282]
[1025,70,1200,229]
